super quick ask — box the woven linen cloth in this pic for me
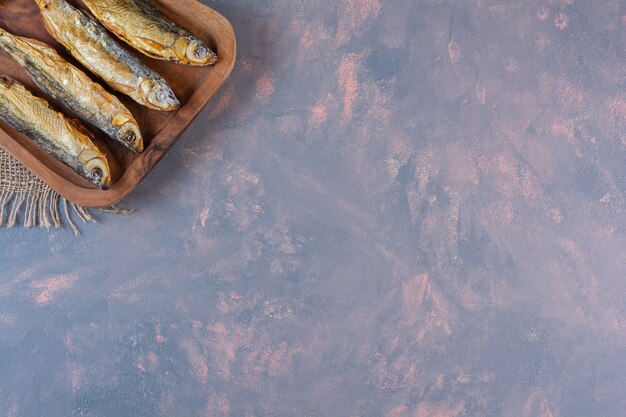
[0,147,95,233]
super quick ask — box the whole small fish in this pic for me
[81,0,217,66]
[0,76,111,189]
[35,0,180,111]
[0,27,143,152]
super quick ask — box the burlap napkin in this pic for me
[0,147,95,233]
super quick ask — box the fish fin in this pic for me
[106,81,135,96]
[135,37,170,55]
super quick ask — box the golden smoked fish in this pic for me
[35,0,180,111]
[0,76,111,189]
[0,27,143,152]
[81,0,217,66]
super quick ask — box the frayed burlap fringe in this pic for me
[0,188,94,235]
[0,147,128,235]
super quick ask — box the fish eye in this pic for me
[148,84,179,110]
[123,130,136,143]
[194,44,208,59]
[155,90,167,102]
[90,167,103,184]
[155,88,176,104]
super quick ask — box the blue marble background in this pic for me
[2,0,626,416]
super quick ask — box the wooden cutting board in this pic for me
[0,0,236,207]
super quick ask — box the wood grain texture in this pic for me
[0,0,235,207]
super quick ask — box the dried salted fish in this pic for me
[82,0,217,66]
[0,76,112,189]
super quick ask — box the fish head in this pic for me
[78,148,111,190]
[142,80,180,111]
[174,37,217,66]
[112,113,144,152]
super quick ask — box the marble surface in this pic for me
[1,0,626,416]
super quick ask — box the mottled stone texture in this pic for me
[1,0,626,416]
